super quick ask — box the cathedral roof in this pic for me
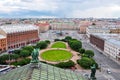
[0,62,86,80]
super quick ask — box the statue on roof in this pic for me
[90,64,96,80]
[31,48,39,63]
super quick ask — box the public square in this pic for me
[40,30,120,80]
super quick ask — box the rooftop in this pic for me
[91,33,120,48]
[0,24,38,34]
[0,35,6,39]
[91,33,119,40]
[88,25,120,29]
[35,23,50,27]
[88,26,109,30]
[107,39,120,48]
[0,62,86,80]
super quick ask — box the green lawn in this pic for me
[51,41,66,48]
[40,49,72,62]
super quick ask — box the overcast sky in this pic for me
[0,0,120,18]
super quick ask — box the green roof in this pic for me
[0,62,86,80]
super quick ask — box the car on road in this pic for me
[107,69,111,74]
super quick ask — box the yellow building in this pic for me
[79,21,92,33]
[110,29,120,33]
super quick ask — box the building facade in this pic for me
[90,33,120,62]
[0,35,7,53]
[34,22,50,33]
[79,25,88,34]
[79,21,91,33]
[0,24,39,49]
[86,26,110,37]
[50,22,80,30]
[90,34,105,51]
[104,39,120,61]
[110,29,120,34]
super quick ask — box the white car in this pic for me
[107,69,111,74]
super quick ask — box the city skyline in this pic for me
[0,0,120,18]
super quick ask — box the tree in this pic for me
[32,45,37,49]
[84,50,94,58]
[54,39,61,42]
[11,58,31,66]
[81,54,89,58]
[0,54,19,61]
[0,54,20,64]
[36,41,48,49]
[20,50,30,57]
[65,36,72,42]
[79,48,85,54]
[69,40,82,52]
[13,49,21,55]
[0,54,9,64]
[10,54,19,60]
[92,23,96,25]
[17,58,31,66]
[61,39,66,42]
[22,46,34,53]
[90,58,98,69]
[0,54,9,61]
[77,57,93,69]
[45,40,50,44]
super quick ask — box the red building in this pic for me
[0,35,7,53]
[0,24,39,49]
[90,34,105,51]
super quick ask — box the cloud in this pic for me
[0,0,120,18]
[0,0,20,13]
[23,15,57,18]
[68,5,120,18]
[0,0,58,13]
